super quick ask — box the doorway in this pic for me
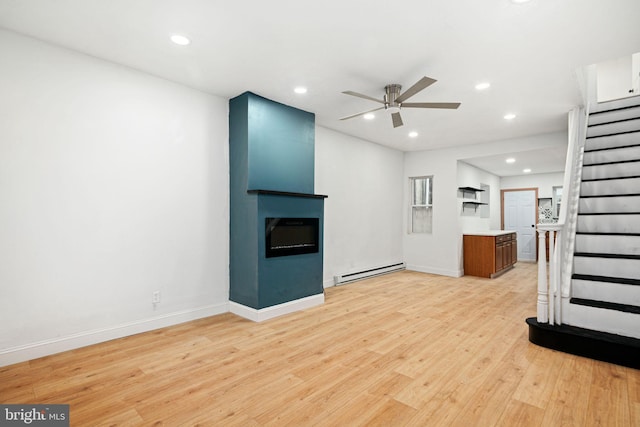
[502,188,538,262]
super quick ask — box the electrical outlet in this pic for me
[152,291,161,304]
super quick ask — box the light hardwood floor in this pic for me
[1,262,639,426]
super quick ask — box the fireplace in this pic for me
[265,217,319,258]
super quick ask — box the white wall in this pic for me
[0,30,230,366]
[315,127,404,286]
[501,172,564,199]
[404,132,566,277]
[457,162,501,232]
[404,147,460,276]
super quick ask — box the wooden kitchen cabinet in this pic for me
[463,232,517,278]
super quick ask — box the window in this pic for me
[410,176,433,233]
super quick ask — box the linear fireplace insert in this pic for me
[265,217,319,258]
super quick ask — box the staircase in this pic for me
[527,96,640,369]
[570,95,640,334]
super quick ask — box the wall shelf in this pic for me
[462,201,488,212]
[458,186,485,198]
[459,186,487,214]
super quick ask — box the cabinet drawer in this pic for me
[497,233,516,243]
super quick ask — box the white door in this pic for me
[503,190,536,261]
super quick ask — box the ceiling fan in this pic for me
[340,76,461,128]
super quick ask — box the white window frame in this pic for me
[409,175,433,234]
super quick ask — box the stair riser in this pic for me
[576,234,640,255]
[565,302,640,339]
[579,195,640,214]
[574,256,640,279]
[580,177,640,196]
[583,145,640,165]
[590,95,640,114]
[589,105,640,126]
[585,131,640,151]
[586,118,640,138]
[577,214,640,233]
[572,279,640,306]
[582,161,640,180]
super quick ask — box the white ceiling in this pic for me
[1,0,639,175]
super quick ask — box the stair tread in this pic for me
[574,252,640,260]
[582,159,640,167]
[578,212,640,215]
[570,298,640,315]
[584,144,640,153]
[572,274,640,286]
[579,193,640,197]
[586,129,640,139]
[577,231,640,236]
[588,117,640,128]
[581,174,640,182]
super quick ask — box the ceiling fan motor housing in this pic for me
[384,84,402,110]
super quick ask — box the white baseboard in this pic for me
[406,264,463,278]
[0,303,228,367]
[229,293,325,322]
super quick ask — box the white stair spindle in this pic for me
[537,229,549,323]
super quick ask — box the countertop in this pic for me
[463,230,516,237]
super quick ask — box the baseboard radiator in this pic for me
[333,262,406,286]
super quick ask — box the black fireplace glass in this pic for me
[265,218,319,258]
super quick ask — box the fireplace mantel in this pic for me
[247,189,328,199]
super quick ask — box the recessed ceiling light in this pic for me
[363,113,375,120]
[504,113,517,120]
[506,158,516,164]
[170,34,191,46]
[294,86,307,94]
[408,131,419,138]
[523,168,532,173]
[475,82,491,90]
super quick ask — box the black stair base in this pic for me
[526,317,640,369]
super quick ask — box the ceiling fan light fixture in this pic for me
[340,76,460,129]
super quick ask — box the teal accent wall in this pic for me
[246,93,315,194]
[257,195,324,308]
[229,92,324,309]
[229,94,259,308]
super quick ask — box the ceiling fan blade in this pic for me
[396,76,437,103]
[401,102,461,109]
[339,106,385,121]
[391,112,403,128]
[342,91,384,104]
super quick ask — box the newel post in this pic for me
[537,228,549,323]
